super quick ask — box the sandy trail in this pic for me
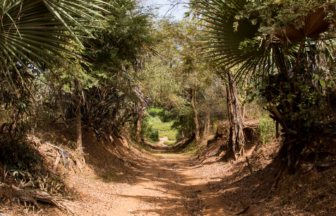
[109,153,226,216]
[158,136,171,145]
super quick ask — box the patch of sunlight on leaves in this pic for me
[163,141,175,146]
[159,130,177,140]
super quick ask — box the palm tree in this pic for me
[197,0,335,167]
[0,0,110,168]
[0,0,109,88]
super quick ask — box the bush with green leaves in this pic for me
[258,118,276,145]
[147,108,164,117]
[148,130,159,143]
[141,116,159,143]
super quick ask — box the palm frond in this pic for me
[198,0,270,81]
[0,0,110,88]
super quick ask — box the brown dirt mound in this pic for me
[198,119,260,162]
[192,119,336,215]
[0,124,150,215]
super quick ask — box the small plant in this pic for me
[258,117,275,145]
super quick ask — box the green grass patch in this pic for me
[159,130,177,140]
[147,114,177,140]
[148,116,172,131]
[163,141,175,146]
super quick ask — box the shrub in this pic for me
[148,130,159,142]
[259,117,276,145]
[147,108,164,117]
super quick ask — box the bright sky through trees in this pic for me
[144,0,189,20]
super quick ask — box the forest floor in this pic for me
[2,122,336,215]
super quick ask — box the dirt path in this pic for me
[158,136,171,145]
[109,153,227,216]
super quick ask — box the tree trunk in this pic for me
[226,73,245,160]
[75,81,85,168]
[203,111,211,138]
[136,103,145,143]
[242,78,248,122]
[191,89,200,145]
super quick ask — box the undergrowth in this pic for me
[163,141,175,146]
[0,133,70,198]
[258,117,276,145]
[146,112,177,141]
[148,116,173,131]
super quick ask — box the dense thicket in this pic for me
[193,0,336,169]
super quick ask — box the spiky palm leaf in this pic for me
[0,0,110,87]
[197,0,271,81]
[197,0,334,82]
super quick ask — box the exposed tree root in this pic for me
[0,183,74,215]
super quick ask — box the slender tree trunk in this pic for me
[203,111,211,138]
[191,89,200,145]
[136,103,145,143]
[75,81,85,168]
[226,73,245,160]
[242,78,248,122]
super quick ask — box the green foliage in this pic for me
[163,141,175,146]
[141,116,156,142]
[159,108,195,137]
[148,130,159,143]
[159,130,178,141]
[148,116,173,131]
[0,0,110,90]
[146,111,177,141]
[258,117,276,145]
[147,108,164,117]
